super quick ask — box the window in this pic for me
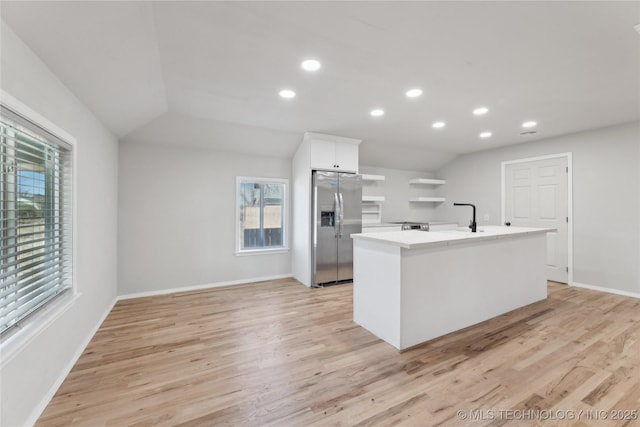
[0,105,73,336]
[236,177,287,254]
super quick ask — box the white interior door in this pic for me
[505,157,569,283]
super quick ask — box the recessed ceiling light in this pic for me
[479,131,492,138]
[432,121,446,129]
[522,121,537,128]
[405,88,423,98]
[301,59,321,72]
[279,89,296,99]
[634,23,640,35]
[370,109,385,117]
[473,107,489,116]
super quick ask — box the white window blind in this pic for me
[0,105,73,336]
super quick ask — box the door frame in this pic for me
[501,152,573,285]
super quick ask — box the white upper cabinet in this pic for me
[307,133,360,173]
[333,142,359,172]
[309,140,336,169]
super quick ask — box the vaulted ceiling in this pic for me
[2,1,639,170]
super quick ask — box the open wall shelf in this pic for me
[362,202,382,224]
[409,178,446,185]
[363,195,385,202]
[362,174,386,181]
[409,197,446,203]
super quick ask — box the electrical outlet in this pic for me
[483,213,490,222]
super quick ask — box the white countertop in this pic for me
[361,222,399,228]
[351,225,555,249]
[361,221,458,228]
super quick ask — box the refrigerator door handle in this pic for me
[334,192,340,238]
[338,192,344,237]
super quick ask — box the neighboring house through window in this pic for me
[0,104,73,336]
[236,177,287,254]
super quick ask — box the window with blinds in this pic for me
[0,105,73,336]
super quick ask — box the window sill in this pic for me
[0,290,80,368]
[235,247,290,257]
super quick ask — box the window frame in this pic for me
[235,176,288,256]
[0,90,77,360]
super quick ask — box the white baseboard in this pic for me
[117,274,294,301]
[26,296,117,427]
[571,281,640,299]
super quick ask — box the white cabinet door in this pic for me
[310,141,359,172]
[335,143,359,172]
[309,140,336,170]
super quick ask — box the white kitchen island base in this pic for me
[352,226,550,351]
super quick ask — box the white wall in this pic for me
[118,141,292,296]
[436,121,640,294]
[360,165,444,223]
[0,21,119,427]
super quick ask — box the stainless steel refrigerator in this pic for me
[312,171,362,287]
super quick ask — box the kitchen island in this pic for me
[351,226,554,350]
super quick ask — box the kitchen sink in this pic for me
[454,227,485,233]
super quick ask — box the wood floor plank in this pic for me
[36,279,640,426]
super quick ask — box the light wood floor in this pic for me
[37,280,640,426]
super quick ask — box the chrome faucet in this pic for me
[453,203,477,232]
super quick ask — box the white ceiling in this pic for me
[2,1,639,170]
